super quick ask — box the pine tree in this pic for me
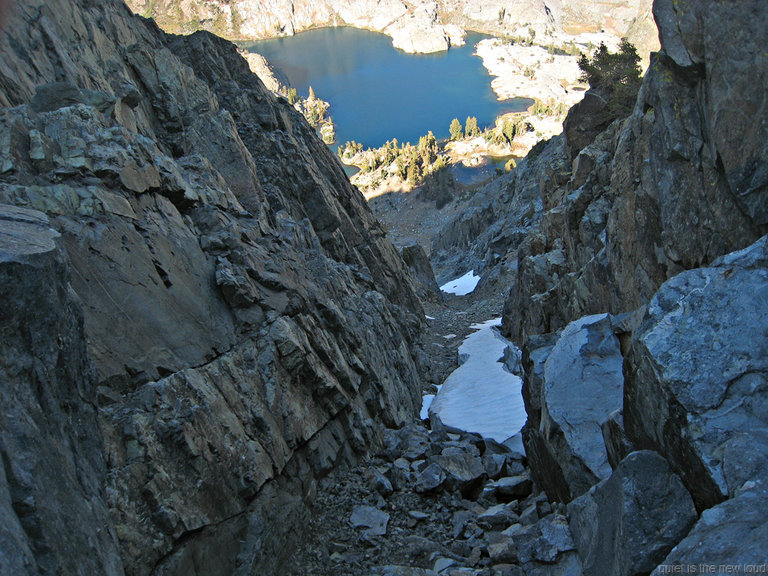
[465,116,480,137]
[577,39,641,119]
[449,118,463,141]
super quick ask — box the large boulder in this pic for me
[651,487,768,574]
[567,450,696,576]
[624,235,768,511]
[524,314,624,502]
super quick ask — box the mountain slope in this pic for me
[0,1,425,574]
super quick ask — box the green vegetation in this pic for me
[449,118,464,141]
[482,116,532,146]
[530,98,569,118]
[338,131,442,189]
[290,86,336,143]
[464,117,480,138]
[578,39,642,120]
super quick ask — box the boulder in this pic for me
[651,487,768,574]
[567,451,696,576]
[477,503,519,530]
[510,513,578,565]
[524,314,624,502]
[415,462,446,494]
[486,474,534,502]
[624,236,768,510]
[350,505,390,538]
[432,451,486,498]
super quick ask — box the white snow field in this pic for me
[428,318,527,443]
[439,270,480,295]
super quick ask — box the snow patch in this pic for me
[440,270,480,295]
[428,318,526,443]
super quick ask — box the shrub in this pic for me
[578,39,642,120]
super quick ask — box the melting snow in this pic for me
[440,270,480,295]
[420,393,436,420]
[428,318,526,443]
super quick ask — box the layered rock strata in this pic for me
[0,1,424,574]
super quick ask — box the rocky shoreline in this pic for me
[125,0,658,56]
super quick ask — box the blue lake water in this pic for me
[242,27,532,149]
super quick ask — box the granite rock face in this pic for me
[0,206,123,576]
[123,0,654,54]
[484,0,768,343]
[0,1,424,574]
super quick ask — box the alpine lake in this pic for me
[241,26,533,163]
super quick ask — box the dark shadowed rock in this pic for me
[562,92,610,161]
[478,503,519,530]
[511,513,578,565]
[486,474,534,502]
[350,505,390,537]
[0,205,124,576]
[601,409,634,470]
[567,451,696,576]
[415,462,447,494]
[402,243,441,301]
[651,487,768,575]
[520,332,559,430]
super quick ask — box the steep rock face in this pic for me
[0,1,424,574]
[494,0,768,343]
[433,0,768,570]
[567,450,696,576]
[0,206,123,576]
[123,0,654,54]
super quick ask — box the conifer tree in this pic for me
[465,116,480,137]
[449,118,463,140]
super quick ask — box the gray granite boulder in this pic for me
[625,236,768,510]
[651,486,768,574]
[567,451,696,576]
[524,314,624,502]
